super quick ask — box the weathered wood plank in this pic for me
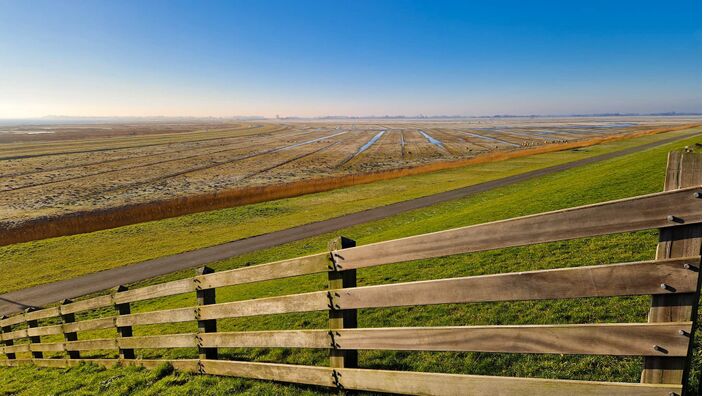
[118,334,197,349]
[333,187,702,270]
[334,323,691,356]
[59,295,113,315]
[336,366,682,396]
[65,338,117,351]
[30,342,65,352]
[199,322,690,356]
[196,253,330,290]
[335,258,699,310]
[200,330,330,349]
[115,307,196,327]
[201,359,334,387]
[62,317,115,333]
[1,344,30,354]
[0,314,26,327]
[24,307,60,322]
[643,150,702,387]
[113,278,195,304]
[0,358,200,372]
[198,292,328,321]
[1,328,28,341]
[0,357,681,395]
[26,324,62,338]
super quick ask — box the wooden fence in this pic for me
[0,150,701,395]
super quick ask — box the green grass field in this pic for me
[0,127,698,295]
[0,133,700,395]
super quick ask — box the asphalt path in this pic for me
[0,132,698,315]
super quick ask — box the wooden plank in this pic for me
[196,253,330,290]
[200,359,334,388]
[115,307,195,327]
[62,316,115,333]
[333,187,702,270]
[30,342,65,352]
[114,285,134,359]
[1,328,28,341]
[0,357,680,395]
[112,278,195,304]
[200,330,330,349]
[334,258,700,310]
[0,314,26,327]
[198,292,328,321]
[60,294,113,315]
[24,307,60,322]
[336,366,682,396]
[196,266,217,360]
[118,334,197,349]
[0,358,200,372]
[643,150,702,388]
[65,338,117,351]
[2,344,30,354]
[26,324,62,338]
[334,323,691,356]
[327,236,358,370]
[199,322,690,356]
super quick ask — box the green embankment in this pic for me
[0,128,698,294]
[0,135,700,395]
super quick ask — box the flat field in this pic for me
[0,133,699,395]
[0,116,698,230]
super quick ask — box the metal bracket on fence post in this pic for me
[114,285,135,360]
[327,236,358,372]
[196,266,217,361]
[642,150,702,395]
[0,315,16,360]
[24,307,43,359]
[60,299,80,359]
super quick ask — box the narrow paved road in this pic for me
[0,132,698,315]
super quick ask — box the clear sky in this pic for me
[0,0,701,118]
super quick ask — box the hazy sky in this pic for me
[0,0,701,118]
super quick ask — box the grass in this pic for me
[0,127,699,294]
[0,134,700,395]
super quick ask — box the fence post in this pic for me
[25,307,43,359]
[60,299,80,359]
[0,315,16,360]
[641,150,702,394]
[195,266,217,360]
[114,285,135,359]
[327,236,358,375]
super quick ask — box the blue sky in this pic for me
[0,0,701,117]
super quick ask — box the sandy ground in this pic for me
[0,116,698,226]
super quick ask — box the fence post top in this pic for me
[114,285,128,293]
[196,266,215,276]
[328,236,356,251]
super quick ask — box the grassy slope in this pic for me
[0,135,700,395]
[0,128,698,294]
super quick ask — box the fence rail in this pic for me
[0,150,700,395]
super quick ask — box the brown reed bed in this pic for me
[1,124,698,246]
